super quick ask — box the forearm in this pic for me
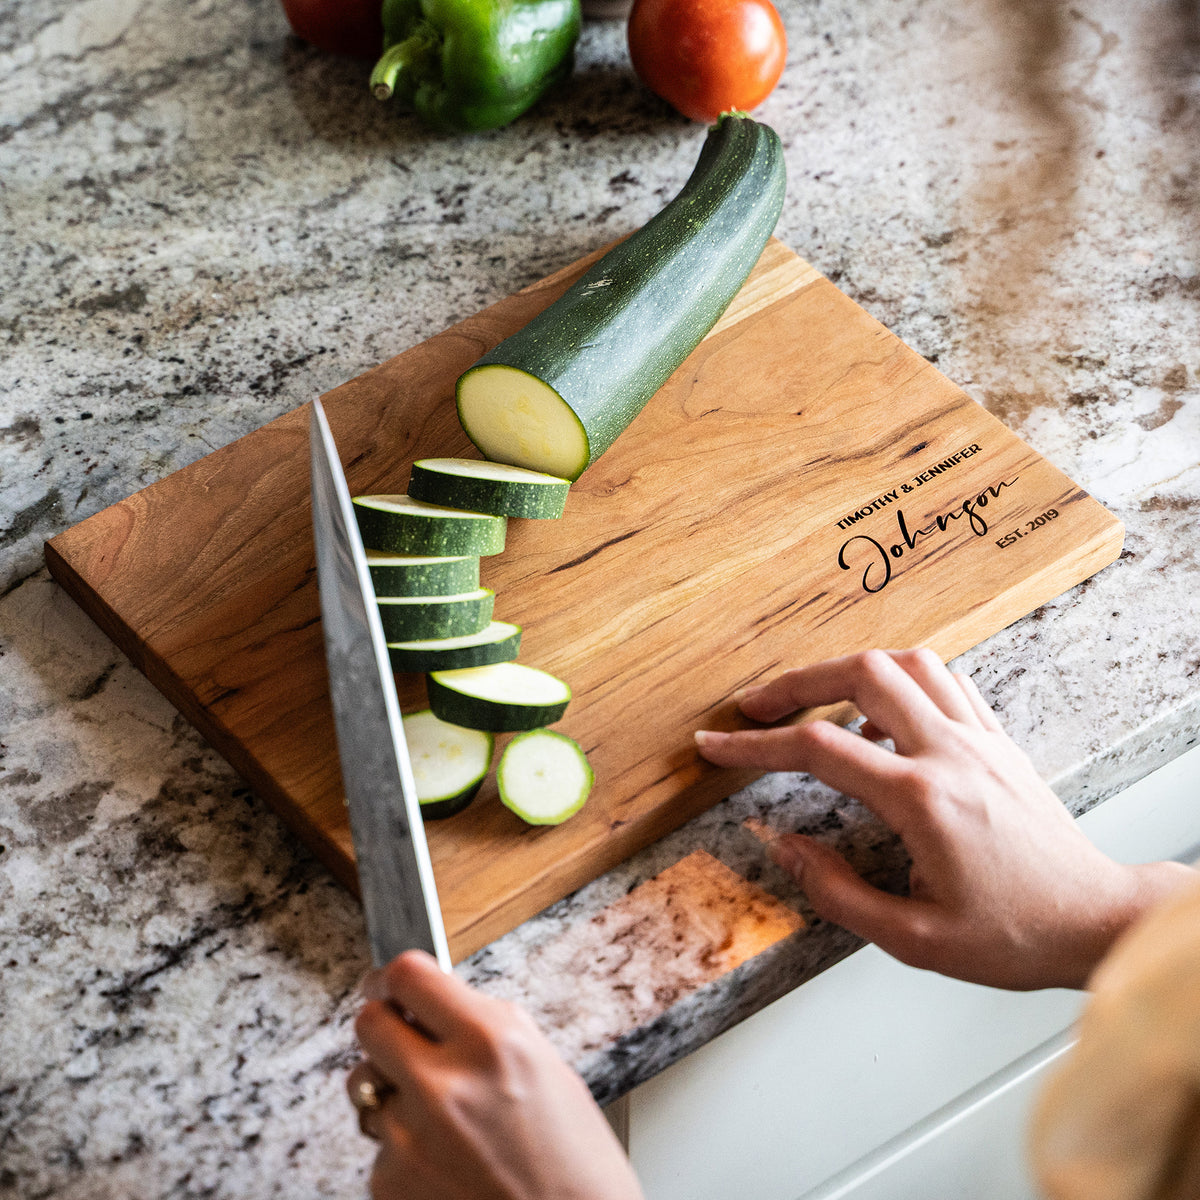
[1007,858,1197,992]
[1081,860,1200,986]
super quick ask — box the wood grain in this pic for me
[45,238,1124,961]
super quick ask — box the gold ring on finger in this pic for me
[350,1075,394,1140]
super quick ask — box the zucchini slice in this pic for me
[354,494,506,557]
[498,728,593,826]
[408,457,571,520]
[402,709,494,821]
[387,621,522,673]
[455,113,786,480]
[376,589,494,642]
[366,549,480,597]
[427,661,571,732]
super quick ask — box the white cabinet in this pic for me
[617,745,1200,1200]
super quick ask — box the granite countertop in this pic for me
[2,0,1198,1195]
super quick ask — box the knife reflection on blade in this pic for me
[309,398,451,971]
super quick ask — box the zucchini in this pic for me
[376,589,494,642]
[498,728,593,826]
[387,621,522,673]
[366,549,479,597]
[354,495,506,557]
[427,661,571,732]
[455,113,786,480]
[402,709,494,820]
[408,457,571,520]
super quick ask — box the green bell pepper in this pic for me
[369,0,582,133]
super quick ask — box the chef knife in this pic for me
[309,398,452,972]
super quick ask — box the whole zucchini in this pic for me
[455,113,786,480]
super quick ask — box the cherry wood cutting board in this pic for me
[45,238,1124,961]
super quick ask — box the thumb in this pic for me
[769,835,925,956]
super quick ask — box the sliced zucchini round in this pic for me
[402,709,494,820]
[376,589,494,642]
[354,494,506,557]
[408,457,570,520]
[387,621,522,673]
[427,661,571,732]
[498,728,593,825]
[365,549,480,597]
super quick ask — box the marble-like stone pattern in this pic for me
[484,849,805,1075]
[1,0,1197,1195]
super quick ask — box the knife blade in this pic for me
[309,398,451,971]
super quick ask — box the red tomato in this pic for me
[627,0,787,123]
[279,0,383,60]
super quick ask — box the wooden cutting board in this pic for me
[45,238,1123,961]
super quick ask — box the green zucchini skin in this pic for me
[402,710,494,821]
[408,458,571,519]
[376,589,494,642]
[354,495,506,557]
[366,551,480,597]
[387,621,522,673]
[420,787,481,821]
[456,113,786,479]
[427,663,571,732]
[418,787,481,821]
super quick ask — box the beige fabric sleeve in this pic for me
[1029,873,1200,1200]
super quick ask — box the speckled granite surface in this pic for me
[2,0,1198,1195]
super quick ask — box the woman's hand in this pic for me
[349,949,645,1200]
[695,649,1193,990]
